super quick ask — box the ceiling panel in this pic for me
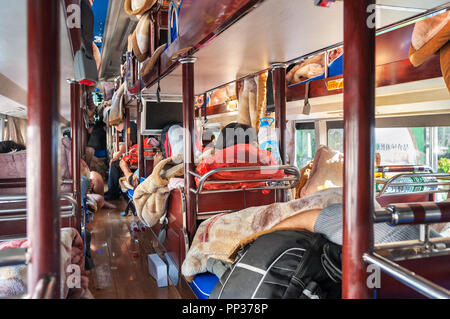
[142,0,448,97]
[0,1,74,120]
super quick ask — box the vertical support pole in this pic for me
[180,57,197,241]
[124,107,130,151]
[115,127,120,153]
[135,58,145,179]
[80,85,87,160]
[342,0,375,299]
[137,99,145,179]
[272,63,287,202]
[70,82,82,234]
[154,9,160,49]
[27,0,61,298]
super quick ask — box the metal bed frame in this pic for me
[0,192,79,299]
[368,169,450,299]
[188,165,300,219]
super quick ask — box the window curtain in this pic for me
[286,120,296,167]
[3,116,26,145]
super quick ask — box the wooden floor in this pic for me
[87,199,183,299]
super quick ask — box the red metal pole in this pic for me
[124,107,130,151]
[272,63,287,202]
[70,82,82,235]
[342,0,375,299]
[137,100,145,179]
[80,85,87,160]
[27,0,61,298]
[115,127,120,153]
[135,58,145,179]
[181,57,197,241]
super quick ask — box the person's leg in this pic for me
[85,147,95,169]
[105,160,123,200]
[80,176,90,203]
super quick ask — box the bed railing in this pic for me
[377,172,450,197]
[363,252,450,299]
[188,165,300,195]
[367,200,450,299]
[0,193,79,241]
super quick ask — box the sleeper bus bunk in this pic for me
[278,4,450,298]
[0,0,91,298]
[114,0,450,298]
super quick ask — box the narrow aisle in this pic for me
[87,199,181,299]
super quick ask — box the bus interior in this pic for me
[0,0,449,300]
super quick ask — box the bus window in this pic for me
[327,121,344,153]
[325,119,450,171]
[437,127,450,173]
[295,122,315,168]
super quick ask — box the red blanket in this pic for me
[195,144,284,190]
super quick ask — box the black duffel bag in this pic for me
[209,230,342,299]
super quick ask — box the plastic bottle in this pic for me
[130,221,139,232]
[258,117,281,164]
[137,220,147,232]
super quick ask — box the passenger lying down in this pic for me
[182,187,444,280]
[206,202,442,280]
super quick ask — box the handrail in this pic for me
[363,252,450,299]
[0,178,74,188]
[375,165,433,180]
[374,201,450,225]
[378,173,450,197]
[0,194,78,224]
[31,274,57,299]
[0,248,27,268]
[189,165,300,195]
[375,165,433,173]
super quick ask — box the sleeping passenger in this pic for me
[205,202,442,279]
[273,203,441,245]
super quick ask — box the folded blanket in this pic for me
[286,53,325,85]
[409,11,450,91]
[132,12,152,62]
[124,0,157,17]
[109,83,125,126]
[181,188,343,278]
[0,228,93,299]
[133,154,184,227]
[237,78,256,127]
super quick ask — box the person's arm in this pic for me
[313,203,442,245]
[119,158,133,177]
[110,143,126,165]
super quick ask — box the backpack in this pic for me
[209,230,342,299]
[161,122,182,159]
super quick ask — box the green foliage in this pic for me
[438,157,450,173]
